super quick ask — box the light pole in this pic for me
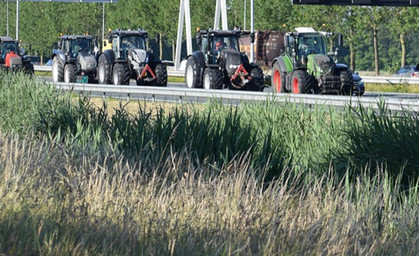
[244,0,246,30]
[16,0,19,40]
[6,0,9,36]
[250,0,254,62]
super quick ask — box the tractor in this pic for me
[185,29,264,91]
[97,29,167,86]
[51,35,98,83]
[271,27,354,95]
[0,36,34,74]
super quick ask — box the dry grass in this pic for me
[0,133,417,255]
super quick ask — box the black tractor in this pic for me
[185,29,264,91]
[51,35,98,83]
[97,29,167,86]
[0,36,34,74]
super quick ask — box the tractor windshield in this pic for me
[120,35,146,51]
[70,38,93,58]
[297,34,326,56]
[1,41,19,59]
[212,35,239,53]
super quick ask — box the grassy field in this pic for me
[0,71,418,255]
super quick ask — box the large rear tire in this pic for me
[113,63,130,85]
[154,63,168,86]
[271,62,286,93]
[185,57,201,88]
[64,64,76,83]
[248,66,264,91]
[340,69,353,95]
[203,68,223,89]
[52,56,64,83]
[291,70,311,94]
[98,54,112,84]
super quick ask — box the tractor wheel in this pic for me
[340,69,353,95]
[52,56,64,83]
[248,66,265,91]
[305,75,320,94]
[185,57,201,88]
[98,54,112,84]
[64,64,76,83]
[24,62,34,76]
[203,68,223,89]
[272,62,286,93]
[154,63,168,86]
[113,63,130,85]
[291,70,311,94]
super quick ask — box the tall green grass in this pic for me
[0,70,418,255]
[1,71,418,184]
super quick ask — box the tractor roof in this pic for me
[61,35,95,40]
[0,36,16,43]
[199,29,241,37]
[111,29,148,37]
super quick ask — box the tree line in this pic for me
[0,0,418,74]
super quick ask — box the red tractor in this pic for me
[0,36,34,74]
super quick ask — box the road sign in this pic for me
[292,0,419,6]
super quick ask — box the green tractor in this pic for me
[97,29,167,86]
[0,36,34,74]
[185,29,264,91]
[271,27,353,95]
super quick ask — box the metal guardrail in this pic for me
[34,65,419,84]
[53,82,419,112]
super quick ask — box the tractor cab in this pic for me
[107,29,148,60]
[196,29,241,64]
[58,35,96,59]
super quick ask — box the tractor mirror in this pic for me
[53,42,59,49]
[103,40,107,47]
[250,32,255,44]
[28,44,32,51]
[20,48,26,56]
[338,34,343,46]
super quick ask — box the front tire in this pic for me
[52,56,64,83]
[113,63,130,85]
[64,64,76,83]
[98,54,112,84]
[271,62,286,93]
[248,66,264,91]
[23,62,34,76]
[340,69,353,95]
[154,63,168,86]
[203,68,223,90]
[185,57,201,88]
[291,70,311,94]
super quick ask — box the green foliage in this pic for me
[1,1,418,71]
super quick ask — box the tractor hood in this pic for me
[77,52,97,72]
[218,50,244,74]
[307,54,334,76]
[129,49,148,64]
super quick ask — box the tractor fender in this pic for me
[100,49,116,71]
[272,56,288,73]
[335,63,349,74]
[188,51,206,83]
[51,50,66,65]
